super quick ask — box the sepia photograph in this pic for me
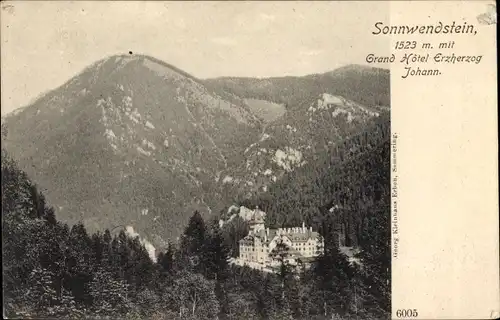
[2,2,391,319]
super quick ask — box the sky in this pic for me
[1,1,390,115]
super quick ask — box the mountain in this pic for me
[210,68,390,198]
[2,54,389,249]
[204,64,390,109]
[1,54,262,245]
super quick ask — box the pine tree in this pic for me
[222,215,249,257]
[101,229,113,269]
[67,222,94,304]
[91,232,104,265]
[159,242,175,273]
[28,184,45,219]
[203,222,230,281]
[269,239,292,302]
[179,211,206,270]
[44,206,57,225]
[314,240,354,318]
[126,236,155,292]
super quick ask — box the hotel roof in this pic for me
[240,227,321,245]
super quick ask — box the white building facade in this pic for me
[237,208,324,271]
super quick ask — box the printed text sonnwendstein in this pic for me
[372,21,477,35]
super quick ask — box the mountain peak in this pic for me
[95,53,202,84]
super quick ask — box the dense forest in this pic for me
[239,113,390,245]
[205,65,390,108]
[2,110,390,319]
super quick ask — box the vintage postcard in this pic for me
[1,1,498,319]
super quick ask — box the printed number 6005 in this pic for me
[396,309,418,318]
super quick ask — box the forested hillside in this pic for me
[2,55,389,250]
[1,54,262,245]
[3,145,389,319]
[205,65,390,109]
[237,113,391,316]
[239,112,390,242]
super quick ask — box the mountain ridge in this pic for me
[2,54,389,249]
[2,58,387,119]
[204,64,388,80]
